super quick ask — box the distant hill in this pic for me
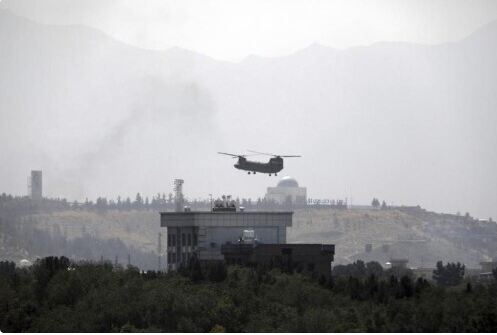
[289,206,497,268]
[1,200,495,269]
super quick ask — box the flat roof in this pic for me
[159,211,294,214]
[161,211,293,228]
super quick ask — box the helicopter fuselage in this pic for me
[234,157,284,174]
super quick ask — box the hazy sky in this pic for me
[1,0,496,220]
[2,0,497,61]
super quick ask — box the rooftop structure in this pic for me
[161,207,293,269]
[277,176,300,188]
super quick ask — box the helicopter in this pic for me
[218,150,301,176]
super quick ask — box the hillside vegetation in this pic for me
[290,207,496,268]
[2,193,495,270]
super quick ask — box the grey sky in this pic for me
[1,0,496,221]
[2,0,497,61]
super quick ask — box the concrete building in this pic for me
[479,261,497,273]
[161,207,293,269]
[478,261,497,283]
[30,170,42,200]
[265,176,307,205]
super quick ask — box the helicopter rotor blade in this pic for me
[247,150,301,158]
[217,152,241,157]
[247,150,274,156]
[217,152,260,159]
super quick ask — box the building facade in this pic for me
[161,210,293,269]
[265,176,307,205]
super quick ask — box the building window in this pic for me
[188,234,192,246]
[168,234,171,247]
[193,234,198,246]
[182,234,186,247]
[172,235,176,247]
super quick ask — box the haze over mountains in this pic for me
[1,9,496,220]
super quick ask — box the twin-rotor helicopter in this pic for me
[218,150,301,176]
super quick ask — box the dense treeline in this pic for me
[1,192,343,214]
[1,257,497,332]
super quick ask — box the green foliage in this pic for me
[333,260,384,279]
[178,254,227,283]
[0,261,16,281]
[432,261,465,287]
[1,257,497,332]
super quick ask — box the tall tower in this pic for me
[174,179,184,212]
[30,170,43,200]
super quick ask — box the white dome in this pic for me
[277,176,299,188]
[20,259,32,267]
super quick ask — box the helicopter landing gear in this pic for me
[248,172,251,174]
[269,174,271,176]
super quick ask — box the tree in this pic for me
[333,260,367,278]
[371,198,380,209]
[381,201,387,210]
[432,261,465,287]
[33,256,71,301]
[186,253,203,282]
[366,261,384,278]
[0,260,16,281]
[134,193,143,209]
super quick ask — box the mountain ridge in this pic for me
[0,9,496,221]
[3,8,497,62]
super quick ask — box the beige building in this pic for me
[265,176,307,205]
